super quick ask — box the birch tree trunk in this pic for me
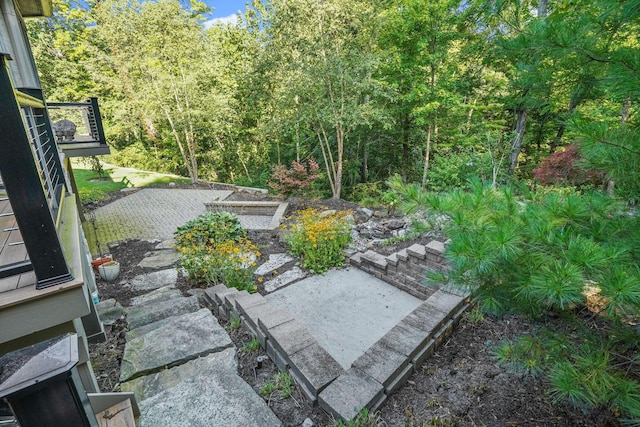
[508,109,528,175]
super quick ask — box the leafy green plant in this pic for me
[348,181,384,207]
[175,211,246,249]
[282,208,352,273]
[260,372,294,398]
[81,156,106,179]
[464,305,485,326]
[227,314,241,331]
[175,212,259,292]
[241,337,261,354]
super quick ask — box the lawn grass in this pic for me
[72,159,191,205]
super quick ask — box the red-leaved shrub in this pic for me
[532,145,604,187]
[268,159,320,196]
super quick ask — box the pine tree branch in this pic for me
[596,139,640,157]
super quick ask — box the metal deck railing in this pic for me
[0,53,73,289]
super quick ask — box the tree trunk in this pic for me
[161,106,196,182]
[538,0,548,18]
[621,97,631,124]
[549,92,581,153]
[334,124,344,199]
[360,139,368,183]
[421,123,433,190]
[508,109,528,175]
[401,116,410,183]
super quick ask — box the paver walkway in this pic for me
[89,189,233,249]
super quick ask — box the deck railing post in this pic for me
[0,53,72,288]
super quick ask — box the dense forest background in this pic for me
[29,0,639,200]
[30,0,640,421]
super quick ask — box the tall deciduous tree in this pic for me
[246,0,382,199]
[378,0,468,187]
[91,0,212,182]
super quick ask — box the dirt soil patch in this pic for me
[89,191,615,426]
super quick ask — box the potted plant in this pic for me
[98,260,120,282]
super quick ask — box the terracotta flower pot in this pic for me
[91,255,113,271]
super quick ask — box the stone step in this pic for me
[254,253,295,276]
[122,349,281,427]
[126,296,200,330]
[130,285,182,307]
[95,298,125,326]
[120,308,232,382]
[137,250,179,270]
[129,268,178,292]
[264,267,306,292]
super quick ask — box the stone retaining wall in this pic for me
[205,201,286,216]
[204,201,288,230]
[349,241,448,300]
[203,282,470,421]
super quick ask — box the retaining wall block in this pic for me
[266,319,315,358]
[402,302,450,336]
[224,290,250,313]
[239,300,280,333]
[385,363,414,394]
[385,253,399,267]
[412,338,436,367]
[396,249,409,262]
[288,342,343,397]
[203,284,227,307]
[266,339,290,371]
[406,244,427,260]
[361,250,388,272]
[234,292,268,313]
[241,317,267,348]
[349,252,363,267]
[425,240,445,254]
[213,287,238,306]
[318,368,384,422]
[425,289,467,315]
[258,308,295,332]
[352,341,409,390]
[380,322,433,362]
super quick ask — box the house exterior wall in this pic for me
[0,0,40,89]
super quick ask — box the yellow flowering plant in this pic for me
[283,208,352,273]
[175,212,260,292]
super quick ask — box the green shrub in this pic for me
[175,211,246,248]
[175,212,258,292]
[394,178,640,421]
[283,208,352,273]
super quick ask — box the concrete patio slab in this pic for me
[266,267,422,369]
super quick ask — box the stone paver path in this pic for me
[119,265,281,426]
[91,188,233,247]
